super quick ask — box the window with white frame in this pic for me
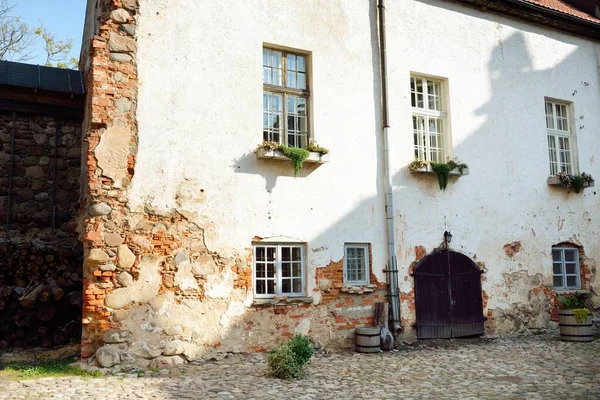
[263,48,309,148]
[546,100,574,175]
[253,244,305,297]
[411,75,447,163]
[552,247,580,290]
[344,244,370,285]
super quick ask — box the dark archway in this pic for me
[414,250,485,339]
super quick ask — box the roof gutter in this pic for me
[377,0,402,335]
[451,0,600,41]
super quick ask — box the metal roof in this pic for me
[0,60,85,95]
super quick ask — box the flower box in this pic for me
[547,176,595,189]
[411,164,469,176]
[255,148,330,164]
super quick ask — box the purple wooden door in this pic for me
[414,250,484,339]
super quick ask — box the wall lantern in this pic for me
[444,230,453,244]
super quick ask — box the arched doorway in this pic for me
[414,250,485,339]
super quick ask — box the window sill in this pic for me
[340,284,377,294]
[410,164,469,176]
[256,148,330,164]
[547,177,595,189]
[554,289,590,295]
[252,296,313,306]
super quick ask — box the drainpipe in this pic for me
[377,0,401,334]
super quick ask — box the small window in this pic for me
[253,244,305,298]
[546,100,575,176]
[410,75,447,163]
[344,244,370,285]
[263,47,309,148]
[552,247,580,290]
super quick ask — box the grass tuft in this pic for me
[0,360,102,380]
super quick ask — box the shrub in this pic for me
[267,334,314,380]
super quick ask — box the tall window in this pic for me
[344,244,370,285]
[253,244,305,298]
[546,100,573,175]
[411,75,446,163]
[263,48,309,148]
[552,247,580,290]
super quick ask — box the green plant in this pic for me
[559,291,590,323]
[256,140,280,152]
[267,334,314,380]
[306,141,329,155]
[279,145,310,176]
[430,162,453,190]
[447,159,468,172]
[1,360,102,380]
[286,334,314,365]
[408,158,428,173]
[555,171,594,193]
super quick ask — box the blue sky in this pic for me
[12,0,87,65]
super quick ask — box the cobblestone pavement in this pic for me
[0,334,599,399]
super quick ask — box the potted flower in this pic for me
[558,291,594,342]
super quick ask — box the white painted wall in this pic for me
[131,0,600,324]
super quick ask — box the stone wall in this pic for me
[0,111,83,350]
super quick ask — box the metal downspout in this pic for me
[377,0,401,333]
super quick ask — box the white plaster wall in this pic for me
[132,0,600,316]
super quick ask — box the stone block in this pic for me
[25,166,44,179]
[118,271,134,287]
[109,32,137,53]
[96,345,120,368]
[115,98,132,112]
[89,202,112,216]
[86,249,110,265]
[149,356,186,369]
[130,340,164,359]
[105,288,132,309]
[109,53,132,63]
[100,262,117,272]
[110,9,130,23]
[105,233,125,247]
[103,329,133,344]
[121,0,138,10]
[120,24,136,36]
[117,244,136,269]
[163,340,187,356]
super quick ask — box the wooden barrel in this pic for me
[559,310,594,342]
[355,327,381,353]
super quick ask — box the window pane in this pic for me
[548,135,558,175]
[256,247,265,262]
[256,280,266,294]
[553,262,563,275]
[287,71,296,89]
[297,56,305,72]
[263,92,282,143]
[287,54,296,70]
[256,262,265,278]
[267,280,276,294]
[545,102,554,129]
[292,279,302,293]
[566,276,577,288]
[282,279,291,293]
[287,96,308,148]
[292,263,301,277]
[413,115,426,160]
[282,262,291,278]
[411,78,424,109]
[297,73,306,90]
[551,249,562,262]
[292,247,301,261]
[267,263,275,278]
[427,80,441,111]
[281,247,291,262]
[553,276,563,288]
[263,49,282,85]
[564,249,576,262]
[565,263,577,275]
[267,247,276,262]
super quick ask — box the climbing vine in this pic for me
[430,162,454,190]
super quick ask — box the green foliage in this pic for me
[572,308,590,323]
[286,334,314,365]
[555,171,594,194]
[267,334,314,380]
[408,158,428,173]
[447,159,468,172]
[34,25,77,69]
[279,145,310,176]
[306,141,329,155]
[572,176,585,194]
[559,291,586,310]
[430,162,453,190]
[1,360,102,380]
